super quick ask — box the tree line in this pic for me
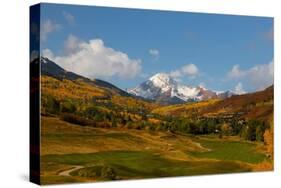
[42,95,270,142]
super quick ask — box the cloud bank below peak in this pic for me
[42,35,142,80]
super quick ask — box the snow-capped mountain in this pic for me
[128,73,236,104]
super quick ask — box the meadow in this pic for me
[40,116,266,184]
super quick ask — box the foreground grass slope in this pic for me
[40,117,267,184]
[42,151,251,183]
[189,139,265,164]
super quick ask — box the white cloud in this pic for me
[234,82,245,94]
[227,61,273,91]
[149,49,160,60]
[41,19,61,42]
[63,34,81,55]
[169,70,182,78]
[42,48,55,60]
[248,61,273,90]
[169,63,199,79]
[63,11,75,25]
[227,65,245,79]
[181,64,199,77]
[199,82,206,88]
[42,35,142,79]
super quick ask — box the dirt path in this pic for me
[193,142,211,152]
[58,165,84,176]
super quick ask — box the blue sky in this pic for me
[40,3,273,93]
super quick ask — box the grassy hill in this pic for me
[41,75,160,127]
[200,86,273,120]
[152,99,220,118]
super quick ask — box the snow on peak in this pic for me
[41,57,48,64]
[128,73,201,102]
[149,73,169,80]
[149,73,176,88]
[127,72,238,104]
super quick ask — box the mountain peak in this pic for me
[41,56,49,64]
[128,72,238,104]
[149,73,176,88]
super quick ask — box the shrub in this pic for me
[43,95,60,114]
[61,113,95,126]
[240,120,268,141]
[60,101,76,113]
[101,166,116,180]
[98,121,111,128]
[221,123,233,136]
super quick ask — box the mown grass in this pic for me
[41,117,146,155]
[40,117,262,184]
[41,150,250,182]
[189,139,266,164]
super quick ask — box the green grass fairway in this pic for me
[189,139,266,164]
[41,150,250,183]
[40,117,268,184]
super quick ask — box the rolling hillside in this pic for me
[41,75,159,117]
[201,86,273,121]
[152,86,273,122]
[40,57,161,131]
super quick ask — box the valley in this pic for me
[39,57,273,184]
